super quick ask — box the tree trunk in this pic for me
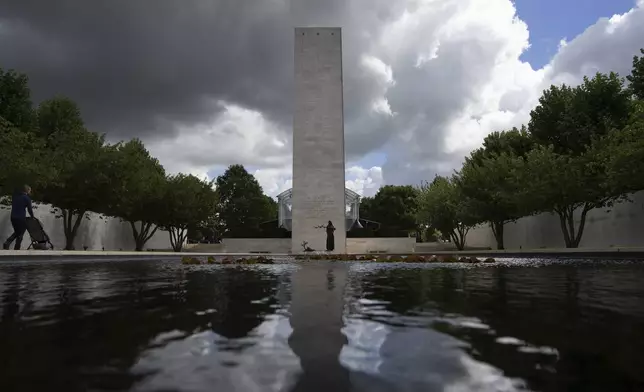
[449,224,470,251]
[555,204,591,248]
[490,221,505,250]
[62,209,85,250]
[572,204,591,248]
[169,227,188,252]
[129,221,159,251]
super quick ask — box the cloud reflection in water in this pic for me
[131,314,301,392]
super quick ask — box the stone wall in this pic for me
[466,191,644,249]
[346,238,417,254]
[217,237,417,254]
[222,238,292,254]
[0,202,172,250]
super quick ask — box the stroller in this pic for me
[25,217,54,250]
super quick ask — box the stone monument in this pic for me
[291,27,347,254]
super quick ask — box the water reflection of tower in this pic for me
[342,269,364,317]
[275,268,293,310]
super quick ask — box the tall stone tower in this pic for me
[291,27,346,254]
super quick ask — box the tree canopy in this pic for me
[216,164,277,238]
[37,96,85,139]
[456,152,522,249]
[417,176,476,250]
[349,186,420,238]
[0,69,34,131]
[0,117,45,196]
[528,72,631,155]
[467,126,534,166]
[627,49,644,100]
[158,174,218,251]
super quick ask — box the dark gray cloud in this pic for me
[0,0,294,139]
[0,0,401,154]
[1,0,421,166]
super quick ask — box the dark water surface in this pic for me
[1,259,643,391]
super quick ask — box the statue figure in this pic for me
[313,220,336,252]
[325,220,335,252]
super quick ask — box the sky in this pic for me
[1,0,643,198]
[515,0,635,67]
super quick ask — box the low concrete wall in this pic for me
[213,237,417,254]
[346,238,416,254]
[222,238,291,253]
[0,202,172,251]
[466,190,644,250]
[184,243,225,253]
[415,242,466,252]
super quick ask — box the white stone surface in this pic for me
[346,238,417,254]
[222,238,291,253]
[466,191,644,249]
[0,202,172,251]
[292,27,347,254]
[213,238,416,254]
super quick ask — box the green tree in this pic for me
[456,152,523,250]
[263,194,278,221]
[0,117,45,196]
[468,126,534,166]
[188,211,223,243]
[358,196,374,219]
[0,69,34,131]
[627,48,644,100]
[417,176,477,250]
[368,185,419,236]
[514,144,625,248]
[604,100,644,193]
[457,128,534,249]
[107,139,167,251]
[257,194,282,237]
[215,165,275,238]
[37,128,113,249]
[529,72,631,154]
[36,96,84,139]
[158,174,218,252]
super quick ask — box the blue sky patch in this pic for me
[515,0,634,68]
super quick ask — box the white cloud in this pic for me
[146,100,290,181]
[345,166,384,197]
[544,2,644,87]
[150,0,644,194]
[253,166,293,197]
[253,165,384,199]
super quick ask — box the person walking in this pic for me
[3,185,35,250]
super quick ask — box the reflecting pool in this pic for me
[1,259,643,391]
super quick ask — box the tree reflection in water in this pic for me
[0,262,290,392]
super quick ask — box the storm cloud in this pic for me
[0,0,295,137]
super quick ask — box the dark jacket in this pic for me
[11,192,34,219]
